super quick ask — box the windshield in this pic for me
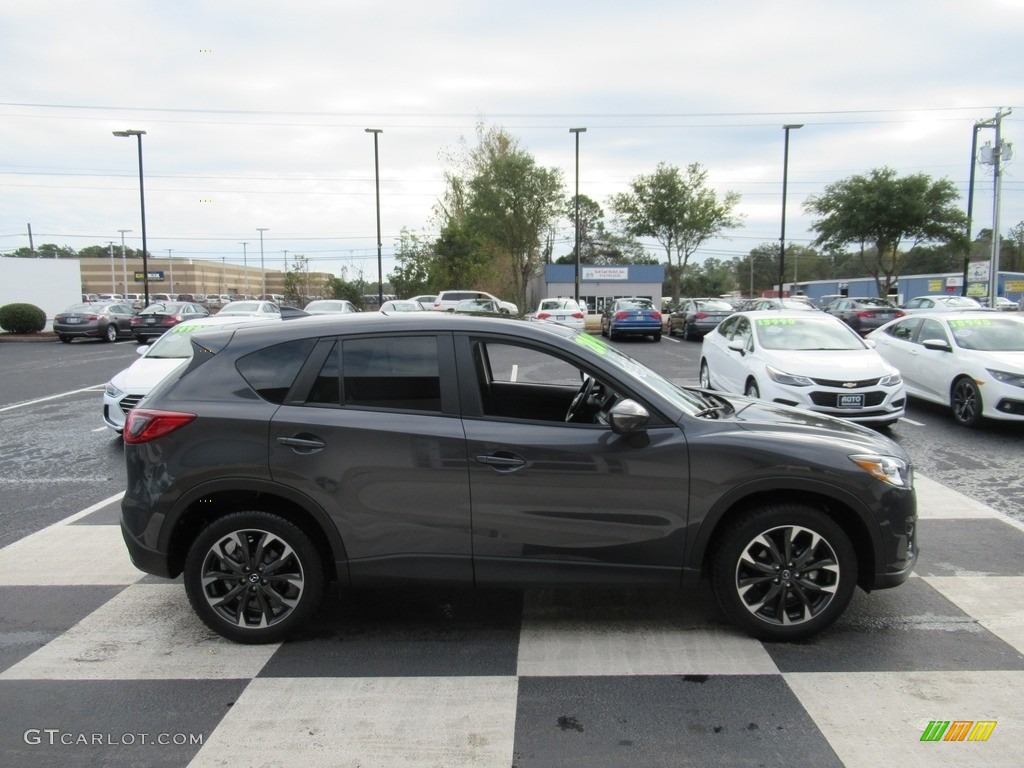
[949,317,1024,351]
[755,318,865,350]
[696,299,734,311]
[143,323,211,358]
[569,330,708,414]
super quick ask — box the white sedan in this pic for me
[533,298,586,331]
[867,311,1024,426]
[699,311,906,427]
[216,300,282,317]
[102,315,268,434]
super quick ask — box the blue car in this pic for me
[601,297,663,341]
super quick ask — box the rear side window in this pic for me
[307,335,442,412]
[236,339,317,404]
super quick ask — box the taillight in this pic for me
[571,312,584,319]
[651,311,662,320]
[162,316,181,325]
[123,408,196,444]
[694,312,709,320]
[857,311,877,318]
[894,310,905,318]
[614,311,630,320]
[537,312,551,320]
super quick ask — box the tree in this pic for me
[433,124,564,308]
[609,162,742,303]
[9,243,77,258]
[558,194,649,265]
[805,167,968,297]
[1006,221,1024,273]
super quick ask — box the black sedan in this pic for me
[130,301,210,343]
[668,298,736,340]
[53,301,135,343]
[823,297,904,334]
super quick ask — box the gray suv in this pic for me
[121,313,917,644]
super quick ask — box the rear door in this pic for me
[268,332,473,585]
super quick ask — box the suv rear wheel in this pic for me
[184,511,325,643]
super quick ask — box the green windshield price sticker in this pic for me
[574,332,609,355]
[949,319,992,328]
[756,318,797,326]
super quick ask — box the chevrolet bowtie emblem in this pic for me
[843,382,858,388]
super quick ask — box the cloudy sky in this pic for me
[1,0,1021,287]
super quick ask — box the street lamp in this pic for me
[167,249,174,295]
[108,242,117,294]
[112,130,150,305]
[239,242,249,297]
[778,124,803,299]
[569,127,586,304]
[257,228,269,297]
[365,128,383,306]
[118,229,131,296]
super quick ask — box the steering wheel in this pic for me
[565,374,597,422]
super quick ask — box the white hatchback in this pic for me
[699,311,906,427]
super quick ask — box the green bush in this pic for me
[0,302,47,334]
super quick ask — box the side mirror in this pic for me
[922,338,952,352]
[727,338,746,353]
[608,399,649,435]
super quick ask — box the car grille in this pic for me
[118,394,146,415]
[810,376,880,388]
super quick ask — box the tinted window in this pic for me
[237,338,317,404]
[340,336,441,412]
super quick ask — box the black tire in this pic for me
[711,504,857,641]
[103,323,117,343]
[951,376,983,427]
[652,332,662,342]
[744,379,760,399]
[699,360,712,390]
[601,322,608,337]
[58,335,71,344]
[184,511,325,644]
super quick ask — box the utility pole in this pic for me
[977,109,1012,305]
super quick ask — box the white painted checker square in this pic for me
[0,524,145,586]
[786,670,1024,768]
[0,583,278,680]
[189,676,518,768]
[914,476,1000,520]
[517,589,778,677]
[924,576,1024,655]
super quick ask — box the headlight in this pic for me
[987,369,1024,389]
[879,372,903,386]
[850,454,912,488]
[766,366,813,387]
[104,381,124,399]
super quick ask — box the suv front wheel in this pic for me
[184,511,325,643]
[710,504,857,641]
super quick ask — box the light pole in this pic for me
[108,242,116,294]
[257,228,269,297]
[112,130,150,305]
[778,124,803,298]
[365,128,383,306]
[239,242,249,297]
[118,229,131,296]
[167,249,174,295]
[569,127,586,304]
